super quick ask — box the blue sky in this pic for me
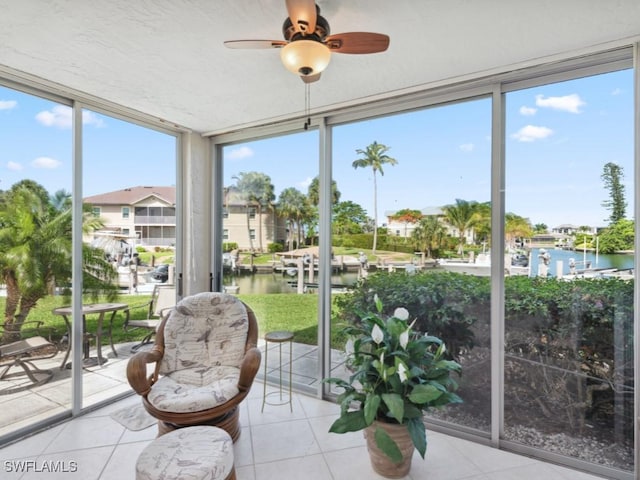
[1,67,634,228]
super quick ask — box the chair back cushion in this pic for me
[159,292,248,379]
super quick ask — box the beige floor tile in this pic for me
[99,441,149,480]
[254,454,332,480]
[42,416,125,454]
[251,419,320,464]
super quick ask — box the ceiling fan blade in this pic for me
[325,32,390,54]
[224,40,287,49]
[301,73,321,83]
[285,0,317,35]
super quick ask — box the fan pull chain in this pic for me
[304,83,311,130]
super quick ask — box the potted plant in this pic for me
[324,295,462,478]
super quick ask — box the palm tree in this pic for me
[278,187,309,250]
[352,141,398,254]
[412,215,446,259]
[442,199,480,258]
[0,185,116,341]
[233,172,275,252]
[307,176,340,245]
[307,176,341,207]
[505,213,532,249]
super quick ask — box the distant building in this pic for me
[223,188,287,251]
[85,186,176,248]
[385,206,475,244]
[85,186,287,251]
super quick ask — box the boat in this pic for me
[438,252,530,276]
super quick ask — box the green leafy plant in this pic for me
[324,295,462,462]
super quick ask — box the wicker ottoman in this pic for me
[136,426,235,480]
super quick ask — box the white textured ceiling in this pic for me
[1,0,639,135]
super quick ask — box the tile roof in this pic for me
[84,186,175,205]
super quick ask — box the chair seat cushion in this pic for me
[148,366,240,412]
[136,425,234,480]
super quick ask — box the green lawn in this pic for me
[0,292,349,350]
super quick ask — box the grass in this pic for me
[0,292,350,350]
[237,293,349,348]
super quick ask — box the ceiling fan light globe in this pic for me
[280,40,331,76]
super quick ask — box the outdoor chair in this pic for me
[126,291,261,441]
[0,321,58,395]
[123,284,176,352]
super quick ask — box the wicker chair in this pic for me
[126,292,261,441]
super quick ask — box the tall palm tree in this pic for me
[307,176,341,207]
[442,199,480,258]
[233,172,275,252]
[278,187,310,250]
[307,176,340,245]
[0,185,116,341]
[352,141,398,254]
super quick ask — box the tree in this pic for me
[307,176,341,207]
[533,223,548,234]
[232,171,275,252]
[390,208,423,239]
[333,201,369,235]
[598,219,634,254]
[411,215,446,258]
[601,162,626,225]
[306,177,340,245]
[505,213,532,248]
[0,184,116,341]
[352,141,398,255]
[442,199,480,257]
[278,187,310,250]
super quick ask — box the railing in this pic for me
[134,216,176,225]
[142,238,176,247]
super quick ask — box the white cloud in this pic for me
[459,143,474,152]
[519,106,537,116]
[0,100,17,110]
[511,125,554,142]
[535,94,585,113]
[7,161,23,171]
[226,146,254,160]
[299,177,313,188]
[611,88,622,96]
[35,105,105,129]
[31,156,61,169]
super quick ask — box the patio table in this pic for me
[53,303,128,370]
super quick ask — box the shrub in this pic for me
[334,271,487,359]
[267,242,284,253]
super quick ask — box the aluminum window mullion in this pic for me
[633,41,640,480]
[71,101,84,415]
[318,118,333,400]
[490,86,506,447]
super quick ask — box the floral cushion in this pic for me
[148,366,240,412]
[136,425,234,480]
[149,292,249,412]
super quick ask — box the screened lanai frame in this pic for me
[0,72,185,444]
[210,44,639,479]
[0,40,638,479]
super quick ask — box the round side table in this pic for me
[261,330,294,412]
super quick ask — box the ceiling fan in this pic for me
[224,0,390,83]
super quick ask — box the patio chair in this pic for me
[126,292,261,441]
[123,284,176,352]
[0,321,58,395]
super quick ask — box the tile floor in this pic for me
[0,379,611,480]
